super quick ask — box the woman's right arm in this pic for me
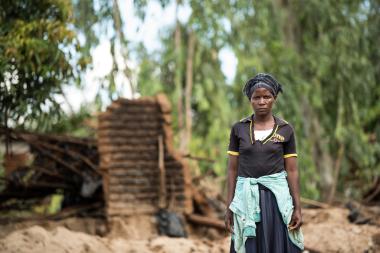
[225,154,238,233]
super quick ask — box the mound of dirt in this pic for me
[0,225,230,253]
[0,217,107,239]
[302,208,380,252]
[0,226,111,253]
[1,207,379,253]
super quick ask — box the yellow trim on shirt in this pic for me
[284,153,297,158]
[227,151,239,156]
[262,125,279,144]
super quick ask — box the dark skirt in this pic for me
[230,184,301,253]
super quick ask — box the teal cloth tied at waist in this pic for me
[229,170,304,253]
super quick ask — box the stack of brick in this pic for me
[98,94,192,217]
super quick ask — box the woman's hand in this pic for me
[288,208,302,230]
[224,209,234,233]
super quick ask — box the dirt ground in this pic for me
[302,207,380,253]
[0,207,379,253]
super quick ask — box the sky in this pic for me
[58,0,237,113]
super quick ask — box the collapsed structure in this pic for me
[0,128,103,217]
[98,94,193,217]
[0,94,195,223]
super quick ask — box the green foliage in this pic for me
[45,105,95,137]
[222,0,379,200]
[135,17,233,175]
[72,0,133,104]
[2,0,378,201]
[133,0,380,200]
[0,0,85,130]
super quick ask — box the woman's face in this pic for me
[250,87,276,116]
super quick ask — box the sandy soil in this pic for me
[0,208,379,253]
[0,225,230,253]
[302,207,380,253]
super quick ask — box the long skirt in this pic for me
[230,184,302,253]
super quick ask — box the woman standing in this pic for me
[225,73,304,253]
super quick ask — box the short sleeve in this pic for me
[283,127,297,158]
[227,124,239,156]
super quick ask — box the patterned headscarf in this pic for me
[242,73,283,100]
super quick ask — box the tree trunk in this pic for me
[181,30,195,154]
[327,143,344,203]
[311,116,334,201]
[301,96,334,201]
[174,1,185,153]
[272,0,301,50]
[112,0,135,98]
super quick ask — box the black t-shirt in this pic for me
[227,114,297,178]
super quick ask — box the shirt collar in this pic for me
[239,114,288,126]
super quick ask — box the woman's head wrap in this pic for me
[242,73,283,100]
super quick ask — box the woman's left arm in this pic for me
[285,157,302,230]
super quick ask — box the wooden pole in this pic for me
[158,135,167,208]
[300,197,330,209]
[185,213,225,230]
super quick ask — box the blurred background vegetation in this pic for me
[0,0,379,202]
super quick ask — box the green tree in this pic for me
[133,0,380,201]
[71,0,136,103]
[223,0,380,201]
[134,1,234,176]
[0,0,85,131]
[68,0,380,201]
